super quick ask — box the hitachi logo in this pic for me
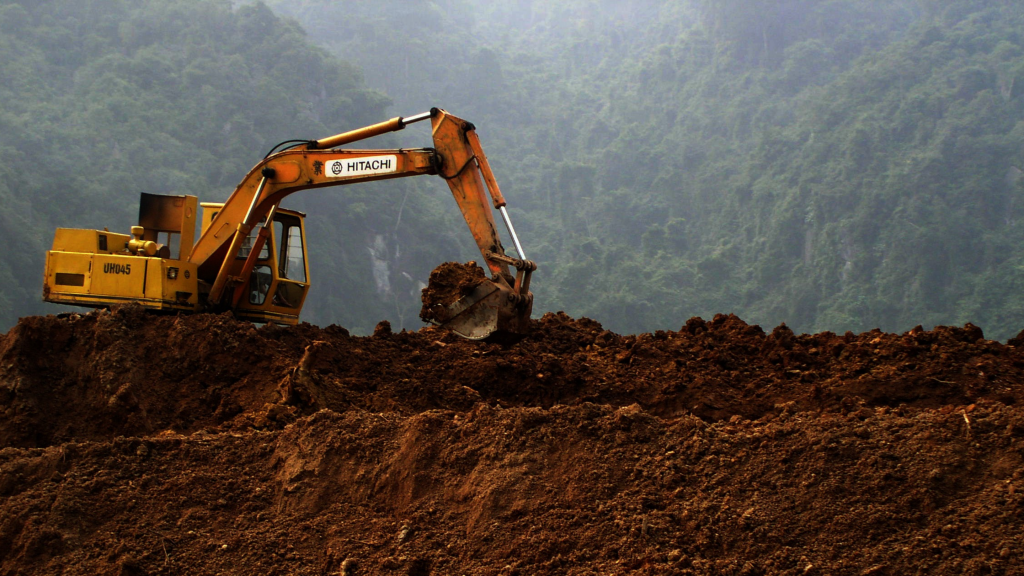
[325,155,397,177]
[347,158,391,171]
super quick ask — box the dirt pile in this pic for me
[418,261,488,324]
[2,305,1024,574]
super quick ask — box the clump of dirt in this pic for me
[419,261,488,324]
[2,306,1024,574]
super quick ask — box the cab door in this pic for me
[234,209,309,324]
[268,213,309,313]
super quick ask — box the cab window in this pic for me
[273,218,306,282]
[157,231,180,259]
[238,224,270,260]
[249,265,272,305]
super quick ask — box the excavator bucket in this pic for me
[425,278,532,342]
[420,261,533,342]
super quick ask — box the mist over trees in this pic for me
[3,0,1024,339]
[269,0,1024,339]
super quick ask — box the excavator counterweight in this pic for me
[42,108,535,341]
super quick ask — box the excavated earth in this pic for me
[2,303,1024,575]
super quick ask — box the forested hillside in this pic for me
[268,0,1024,339]
[0,0,471,333]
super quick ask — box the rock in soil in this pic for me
[1,306,1023,574]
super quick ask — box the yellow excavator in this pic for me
[42,108,535,340]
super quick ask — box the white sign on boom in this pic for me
[325,155,398,178]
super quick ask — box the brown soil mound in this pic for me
[419,261,488,324]
[2,306,1024,574]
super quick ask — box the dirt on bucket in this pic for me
[419,261,489,324]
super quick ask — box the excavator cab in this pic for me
[200,202,309,325]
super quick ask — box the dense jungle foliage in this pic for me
[3,0,1024,340]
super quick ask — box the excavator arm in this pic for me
[190,108,534,339]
